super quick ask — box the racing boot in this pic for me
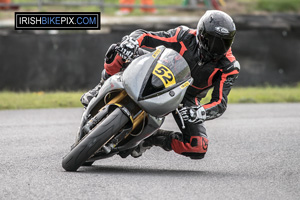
[131,129,181,158]
[80,70,110,107]
[80,81,102,107]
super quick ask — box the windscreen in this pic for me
[142,48,190,98]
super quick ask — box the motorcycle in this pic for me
[62,45,193,171]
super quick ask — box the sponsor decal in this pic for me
[202,138,208,151]
[152,48,161,58]
[215,26,229,35]
[180,80,191,89]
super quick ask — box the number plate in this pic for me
[152,63,176,88]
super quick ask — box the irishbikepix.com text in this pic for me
[15,12,101,30]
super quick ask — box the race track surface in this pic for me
[0,103,299,200]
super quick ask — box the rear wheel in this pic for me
[62,108,129,171]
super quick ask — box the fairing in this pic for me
[123,46,192,117]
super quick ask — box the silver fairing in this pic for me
[122,46,192,117]
[77,46,192,147]
[84,73,124,117]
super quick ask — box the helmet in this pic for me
[197,10,236,60]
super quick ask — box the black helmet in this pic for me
[197,10,236,60]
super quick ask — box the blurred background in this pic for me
[0,0,299,91]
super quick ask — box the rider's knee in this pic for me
[171,136,208,159]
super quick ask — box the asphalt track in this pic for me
[0,103,299,200]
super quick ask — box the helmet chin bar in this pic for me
[199,42,224,62]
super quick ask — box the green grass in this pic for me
[0,91,83,110]
[237,0,300,12]
[229,86,300,103]
[1,86,300,110]
[202,86,300,104]
[255,0,300,12]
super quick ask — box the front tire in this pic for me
[62,108,129,171]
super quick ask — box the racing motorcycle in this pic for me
[62,46,193,171]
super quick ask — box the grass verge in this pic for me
[1,86,300,110]
[0,91,83,110]
[255,0,300,12]
[201,86,300,105]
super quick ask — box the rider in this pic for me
[81,10,240,160]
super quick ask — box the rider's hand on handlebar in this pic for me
[179,105,206,124]
[117,36,139,61]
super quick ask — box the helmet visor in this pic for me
[203,33,234,56]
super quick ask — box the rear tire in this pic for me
[62,108,129,171]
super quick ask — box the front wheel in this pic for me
[62,108,129,171]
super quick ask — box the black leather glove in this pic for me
[179,105,206,124]
[104,44,118,64]
[116,36,139,61]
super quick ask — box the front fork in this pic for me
[77,89,146,146]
